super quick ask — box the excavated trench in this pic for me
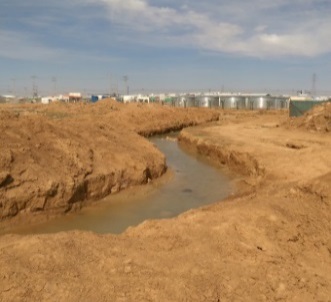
[10,134,234,235]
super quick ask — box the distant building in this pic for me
[60,94,70,102]
[90,95,112,103]
[122,95,136,103]
[1,95,16,102]
[137,94,150,103]
[69,92,82,102]
[41,97,53,104]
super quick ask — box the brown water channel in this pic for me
[14,136,233,235]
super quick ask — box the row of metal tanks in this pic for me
[172,96,289,110]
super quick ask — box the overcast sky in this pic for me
[1,0,331,95]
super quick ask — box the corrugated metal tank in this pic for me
[236,96,246,109]
[186,96,198,107]
[208,96,220,108]
[265,96,275,109]
[274,97,288,109]
[221,96,246,109]
[247,96,271,110]
[196,96,211,108]
[246,97,257,110]
[164,94,289,110]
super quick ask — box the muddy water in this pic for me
[15,137,233,235]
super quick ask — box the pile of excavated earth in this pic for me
[0,101,330,301]
[286,101,331,132]
[0,100,218,227]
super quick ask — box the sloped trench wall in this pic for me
[177,130,265,182]
[0,105,219,225]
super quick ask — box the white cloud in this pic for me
[2,0,331,60]
[87,0,331,58]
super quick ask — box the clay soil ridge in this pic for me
[0,100,219,228]
[1,109,331,301]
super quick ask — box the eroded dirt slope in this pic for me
[0,100,219,226]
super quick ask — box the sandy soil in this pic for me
[1,104,331,301]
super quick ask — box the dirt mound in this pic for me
[0,112,164,222]
[287,101,331,132]
[0,102,219,227]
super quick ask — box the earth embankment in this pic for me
[0,100,219,226]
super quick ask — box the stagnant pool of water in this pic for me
[14,136,233,235]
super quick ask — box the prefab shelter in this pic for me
[122,95,136,103]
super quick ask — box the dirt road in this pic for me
[0,104,331,301]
